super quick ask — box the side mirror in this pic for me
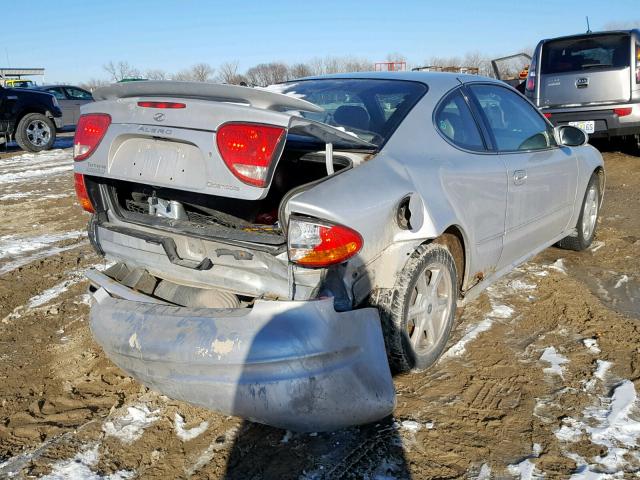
[555,125,588,147]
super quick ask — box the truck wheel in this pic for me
[15,113,56,152]
[556,173,600,251]
[629,134,640,157]
[378,243,458,372]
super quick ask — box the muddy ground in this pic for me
[0,140,638,479]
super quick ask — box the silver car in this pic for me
[40,85,93,128]
[73,73,604,431]
[525,29,640,153]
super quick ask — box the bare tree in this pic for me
[190,63,215,82]
[172,63,215,82]
[246,62,290,86]
[289,63,312,79]
[103,61,140,82]
[217,61,246,84]
[145,69,168,80]
[463,51,491,76]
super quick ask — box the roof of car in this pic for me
[299,71,496,87]
[541,29,640,43]
[39,85,81,89]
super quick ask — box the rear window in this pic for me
[264,79,427,146]
[541,34,630,74]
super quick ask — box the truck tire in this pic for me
[15,113,56,152]
[628,134,640,157]
[377,243,458,372]
[556,173,600,251]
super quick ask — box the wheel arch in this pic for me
[432,224,468,293]
[14,107,49,130]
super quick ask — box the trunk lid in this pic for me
[539,33,632,108]
[78,82,375,201]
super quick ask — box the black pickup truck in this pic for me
[0,85,63,152]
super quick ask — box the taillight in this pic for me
[74,173,94,213]
[216,123,286,187]
[543,112,552,119]
[288,217,363,268]
[137,101,186,109]
[614,107,632,117]
[74,114,111,161]
[525,74,536,92]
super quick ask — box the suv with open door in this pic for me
[525,29,640,154]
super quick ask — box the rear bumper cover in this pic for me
[87,269,395,432]
[544,104,640,138]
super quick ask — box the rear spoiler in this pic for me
[94,81,376,150]
[94,81,324,113]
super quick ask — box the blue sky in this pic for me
[2,0,638,84]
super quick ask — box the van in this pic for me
[525,30,640,153]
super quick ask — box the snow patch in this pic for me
[442,318,494,358]
[506,443,543,479]
[27,271,84,308]
[507,279,537,292]
[476,463,491,479]
[40,444,133,480]
[558,380,640,475]
[549,259,567,274]
[614,275,629,289]
[584,360,612,392]
[0,231,85,260]
[103,405,161,444]
[281,430,293,444]
[400,420,421,433]
[583,338,601,354]
[540,346,569,378]
[174,413,209,441]
[0,164,73,184]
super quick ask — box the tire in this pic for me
[377,243,458,372]
[15,113,56,152]
[627,134,640,157]
[556,173,600,251]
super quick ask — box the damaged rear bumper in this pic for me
[87,269,395,432]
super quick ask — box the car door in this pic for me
[45,87,73,127]
[434,88,508,280]
[467,83,578,269]
[63,87,93,125]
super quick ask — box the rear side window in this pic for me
[46,88,66,100]
[541,34,630,74]
[434,90,484,151]
[65,87,93,100]
[266,79,427,146]
[469,84,556,152]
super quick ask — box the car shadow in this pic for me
[221,258,413,479]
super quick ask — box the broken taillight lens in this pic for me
[216,123,286,187]
[288,217,363,268]
[74,173,94,213]
[74,114,111,161]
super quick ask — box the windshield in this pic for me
[265,79,427,146]
[541,34,630,74]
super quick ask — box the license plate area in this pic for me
[109,138,206,189]
[568,120,595,134]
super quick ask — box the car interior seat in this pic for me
[333,105,371,132]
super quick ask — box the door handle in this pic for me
[513,169,527,185]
